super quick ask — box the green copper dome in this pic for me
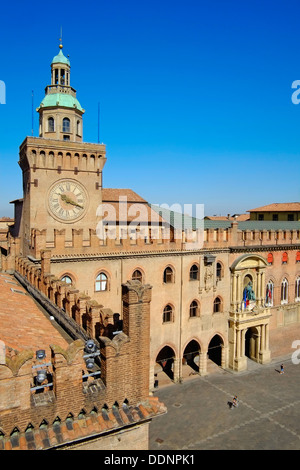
[51,49,70,66]
[38,93,83,112]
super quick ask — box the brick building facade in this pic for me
[1,42,300,428]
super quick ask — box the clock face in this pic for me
[48,179,88,222]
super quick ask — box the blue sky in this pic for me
[0,0,300,217]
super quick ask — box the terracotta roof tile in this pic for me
[0,273,69,355]
[248,202,300,212]
[0,398,167,450]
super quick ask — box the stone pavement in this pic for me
[149,355,300,450]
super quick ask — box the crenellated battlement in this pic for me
[0,257,157,446]
[19,137,106,174]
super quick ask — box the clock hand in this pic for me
[60,193,83,209]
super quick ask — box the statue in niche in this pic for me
[243,281,256,308]
[204,265,214,291]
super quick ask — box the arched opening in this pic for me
[48,117,54,132]
[155,346,175,381]
[132,269,143,283]
[208,334,223,367]
[245,327,259,361]
[62,117,70,133]
[163,266,174,283]
[183,340,200,373]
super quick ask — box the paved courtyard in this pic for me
[149,354,300,450]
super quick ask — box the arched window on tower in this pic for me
[48,117,54,132]
[281,278,288,304]
[60,69,65,85]
[62,117,70,133]
[76,120,81,136]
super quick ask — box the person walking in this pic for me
[280,364,284,374]
[232,395,239,408]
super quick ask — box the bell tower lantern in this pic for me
[37,41,85,142]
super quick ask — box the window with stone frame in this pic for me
[213,296,222,313]
[216,262,223,280]
[163,266,174,284]
[61,275,73,285]
[265,280,274,307]
[189,264,199,281]
[48,117,54,132]
[163,304,174,323]
[132,269,143,283]
[189,300,200,318]
[62,117,70,133]
[281,278,288,304]
[95,272,108,292]
[295,277,300,302]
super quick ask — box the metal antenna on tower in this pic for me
[31,90,34,136]
[98,102,100,143]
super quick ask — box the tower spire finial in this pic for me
[59,26,63,49]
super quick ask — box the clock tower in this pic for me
[18,43,106,258]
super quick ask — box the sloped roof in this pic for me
[101,189,164,224]
[248,203,300,212]
[0,397,166,450]
[0,273,70,355]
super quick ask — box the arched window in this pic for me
[267,253,273,265]
[265,280,274,307]
[163,304,173,323]
[189,300,200,318]
[132,269,143,283]
[216,262,223,280]
[296,252,300,263]
[282,252,288,264]
[61,275,72,285]
[281,278,288,304]
[295,277,300,302]
[189,264,199,281]
[163,266,174,284]
[95,272,108,292]
[48,117,54,132]
[62,117,70,133]
[213,296,222,313]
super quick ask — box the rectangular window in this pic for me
[273,214,278,221]
[288,214,294,221]
[258,214,264,221]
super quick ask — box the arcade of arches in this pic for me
[154,254,273,385]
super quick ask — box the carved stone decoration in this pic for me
[124,279,152,303]
[204,265,214,291]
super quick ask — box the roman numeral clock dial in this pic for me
[48,179,88,222]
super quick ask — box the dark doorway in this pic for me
[156,346,175,380]
[245,327,258,361]
[183,340,200,372]
[208,335,223,366]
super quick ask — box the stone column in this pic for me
[173,357,181,383]
[199,352,208,376]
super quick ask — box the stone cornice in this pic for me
[230,244,300,253]
[49,247,231,263]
